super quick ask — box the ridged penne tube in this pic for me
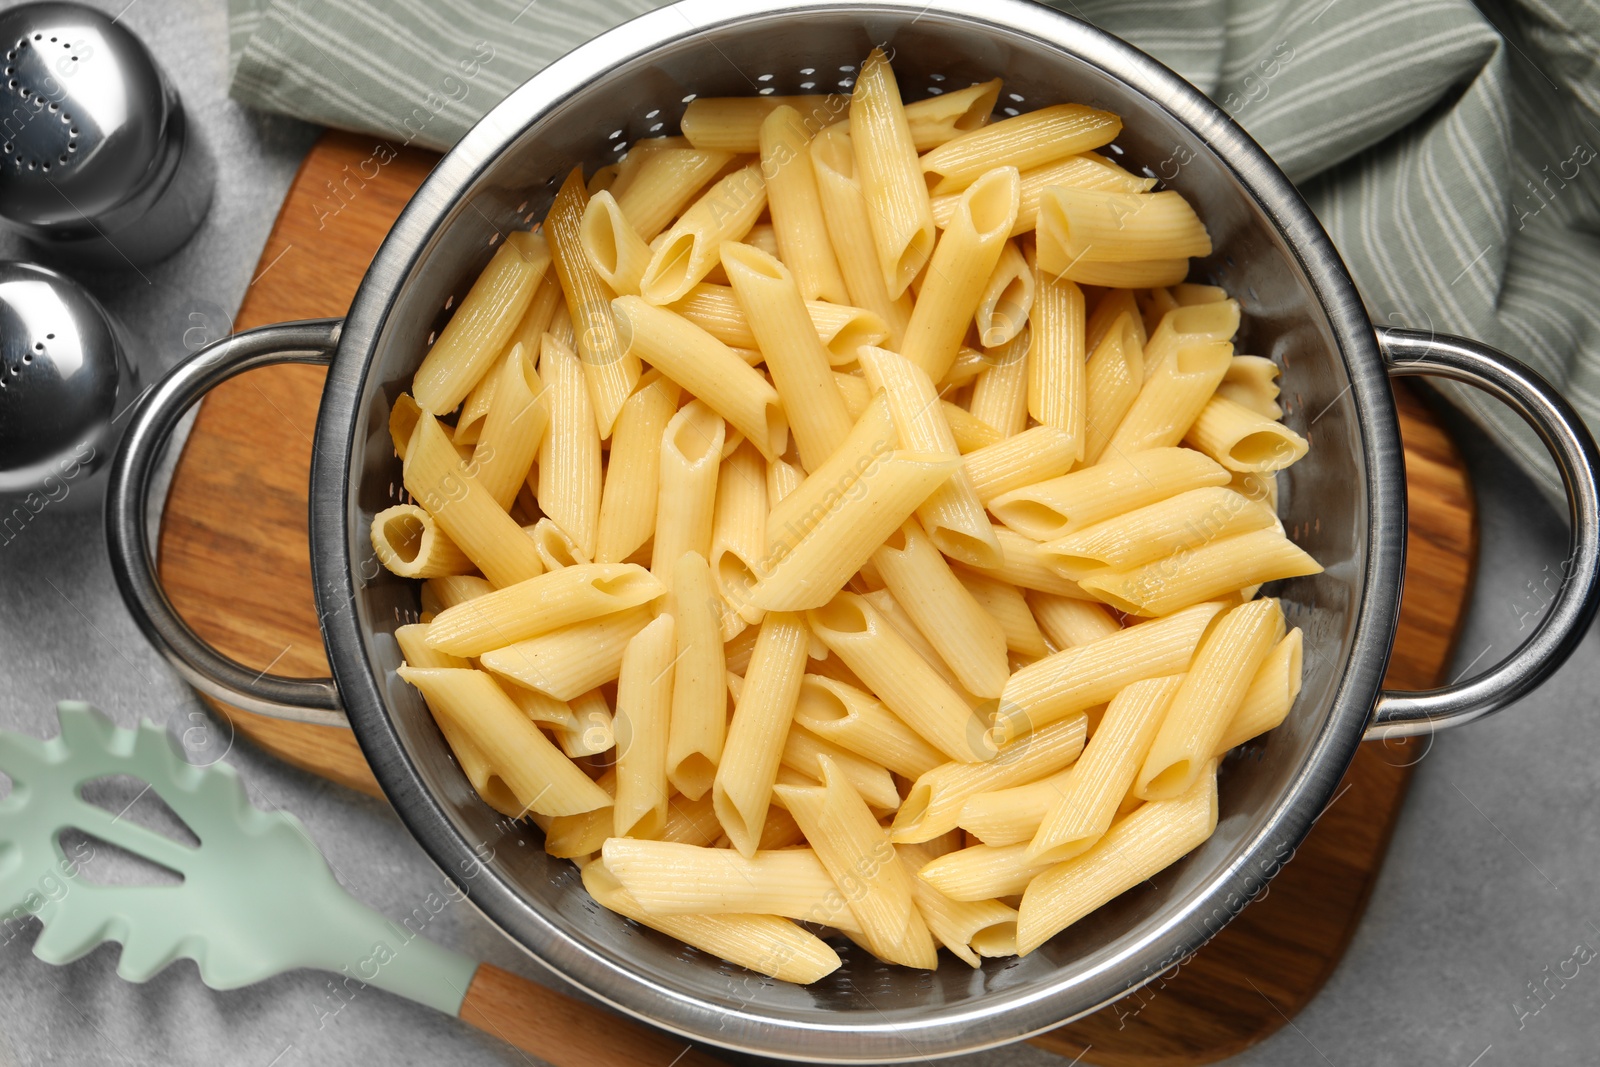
[857,346,1000,568]
[850,49,937,300]
[539,769,615,857]
[898,840,1019,966]
[750,450,960,611]
[890,715,1087,844]
[433,707,528,818]
[421,574,493,615]
[661,790,724,847]
[613,146,735,241]
[1079,528,1322,617]
[404,413,545,587]
[1054,257,1191,288]
[929,152,1157,234]
[579,190,652,296]
[668,282,888,364]
[1185,394,1308,472]
[859,589,969,694]
[871,520,1010,698]
[639,164,767,305]
[594,375,680,564]
[991,446,1229,541]
[1141,300,1241,375]
[557,687,615,758]
[711,440,768,625]
[714,612,810,856]
[793,675,945,779]
[1217,355,1283,419]
[1085,289,1145,352]
[525,517,591,572]
[651,400,725,581]
[899,167,1019,382]
[916,842,1056,902]
[956,769,1076,846]
[545,169,637,437]
[681,94,845,151]
[582,863,840,983]
[1215,628,1303,753]
[395,623,469,671]
[1028,273,1087,458]
[1082,310,1146,464]
[665,552,727,800]
[1037,187,1212,268]
[758,106,850,304]
[722,243,853,469]
[608,135,686,198]
[1027,592,1121,650]
[809,127,913,346]
[831,372,870,418]
[611,296,787,459]
[1028,674,1183,863]
[535,334,602,559]
[964,526,1084,597]
[952,566,1048,659]
[388,393,422,459]
[975,241,1034,348]
[1136,598,1282,801]
[456,269,561,447]
[613,613,676,838]
[1103,339,1233,458]
[945,402,1005,453]
[601,839,859,931]
[1040,486,1279,580]
[411,230,547,414]
[782,725,901,812]
[397,667,609,816]
[920,104,1121,195]
[371,504,473,579]
[423,563,663,657]
[964,425,1078,504]
[478,604,653,700]
[996,601,1224,740]
[807,592,993,763]
[1017,767,1218,954]
[774,757,940,969]
[969,330,1031,437]
[471,343,548,509]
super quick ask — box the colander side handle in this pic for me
[106,320,347,727]
[1367,326,1600,739]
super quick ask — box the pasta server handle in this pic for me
[0,702,720,1067]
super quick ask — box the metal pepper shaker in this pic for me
[0,2,213,267]
[0,260,142,517]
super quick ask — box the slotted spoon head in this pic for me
[0,702,474,1010]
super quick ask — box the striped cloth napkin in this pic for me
[227,0,1600,502]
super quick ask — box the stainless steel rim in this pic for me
[306,0,1405,1059]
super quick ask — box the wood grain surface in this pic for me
[155,131,1477,1065]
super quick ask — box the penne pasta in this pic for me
[759,105,850,303]
[1085,288,1145,352]
[423,563,663,657]
[774,757,940,969]
[1184,394,1308,472]
[969,329,1031,437]
[611,295,788,459]
[412,230,548,415]
[956,769,1076,847]
[1141,299,1241,374]
[1078,527,1322,617]
[1037,187,1212,269]
[1028,271,1087,457]
[669,281,889,364]
[964,525,1085,597]
[545,168,638,436]
[614,613,677,838]
[579,190,652,296]
[1102,339,1233,459]
[850,48,937,299]
[371,504,472,579]
[666,552,729,800]
[471,342,548,509]
[929,152,1157,235]
[594,375,681,564]
[990,446,1230,541]
[639,164,768,305]
[963,425,1078,504]
[781,725,901,813]
[525,516,591,572]
[557,687,615,758]
[722,242,853,470]
[900,840,1020,965]
[916,841,1056,902]
[710,440,769,626]
[809,126,914,347]
[1040,486,1279,580]
[1217,355,1283,419]
[944,401,1006,453]
[996,600,1224,741]
[793,674,945,779]
[651,400,725,581]
[613,145,735,242]
[421,574,493,615]
[1082,310,1146,464]
[975,240,1034,349]
[714,612,810,856]
[921,104,1121,195]
[478,604,653,700]
[535,334,603,559]
[1215,628,1304,753]
[1027,592,1121,650]
[404,413,545,588]
[681,94,846,151]
[952,566,1048,659]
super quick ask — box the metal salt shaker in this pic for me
[0,1,213,266]
[0,260,143,517]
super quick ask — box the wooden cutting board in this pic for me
[156,131,1476,1066]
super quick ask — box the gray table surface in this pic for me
[2,1,1597,1064]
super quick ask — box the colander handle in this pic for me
[106,320,347,728]
[1367,326,1600,739]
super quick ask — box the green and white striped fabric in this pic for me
[228,0,1600,501]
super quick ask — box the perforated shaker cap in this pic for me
[0,2,175,230]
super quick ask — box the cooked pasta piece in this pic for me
[944,401,1006,453]
[921,104,1120,195]
[421,574,493,615]
[1215,628,1303,753]
[850,48,937,298]
[613,145,734,241]
[579,190,652,296]
[989,446,1230,541]
[1141,299,1241,374]
[710,440,768,626]
[1040,486,1278,580]
[899,839,1019,965]
[969,329,1031,437]
[975,240,1034,349]
[371,504,472,579]
[535,334,602,559]
[664,552,727,800]
[1102,339,1233,458]
[1184,394,1308,472]
[1037,187,1212,270]
[1082,310,1146,464]
[1217,355,1283,419]
[951,566,1048,659]
[963,425,1078,503]
[423,563,663,656]
[792,674,945,779]
[471,342,548,509]
[651,400,725,581]
[1027,592,1121,650]
[809,127,914,347]
[916,841,1056,902]
[1078,527,1322,617]
[594,375,680,564]
[714,612,810,856]
[929,152,1156,235]
[963,526,1085,597]
[781,725,901,813]
[758,106,850,304]
[668,282,888,363]
[477,604,653,700]
[612,613,676,838]
[639,164,767,305]
[956,769,1076,847]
